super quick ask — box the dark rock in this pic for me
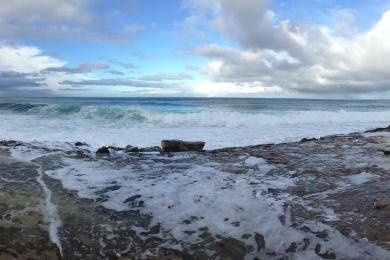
[182,216,199,225]
[107,146,124,151]
[287,242,297,253]
[241,233,252,239]
[75,142,87,147]
[161,140,184,152]
[147,225,160,235]
[254,233,265,251]
[315,230,329,239]
[215,238,248,259]
[300,138,316,142]
[379,149,390,155]
[184,230,197,235]
[123,195,144,207]
[125,145,139,153]
[315,243,336,259]
[123,195,142,203]
[0,140,22,147]
[65,149,91,159]
[302,238,310,250]
[231,221,240,227]
[268,188,281,195]
[365,125,390,133]
[96,146,110,155]
[96,185,121,194]
[139,146,162,152]
[179,141,205,152]
[161,140,205,152]
[374,199,387,209]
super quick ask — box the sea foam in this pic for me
[0,99,389,150]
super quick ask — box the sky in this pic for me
[1,0,390,98]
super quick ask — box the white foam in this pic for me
[344,172,376,185]
[10,148,63,256]
[244,156,267,166]
[0,109,389,150]
[44,157,390,259]
[36,168,63,256]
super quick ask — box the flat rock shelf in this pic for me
[1,129,390,259]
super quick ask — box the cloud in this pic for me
[111,61,138,70]
[0,0,92,23]
[185,0,390,96]
[190,81,282,97]
[0,71,43,89]
[0,70,55,96]
[0,43,182,96]
[331,8,358,37]
[61,78,172,89]
[0,0,144,43]
[107,70,125,75]
[172,15,209,41]
[0,43,105,96]
[0,44,65,73]
[138,73,193,81]
[44,61,109,74]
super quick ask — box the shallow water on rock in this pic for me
[1,132,390,259]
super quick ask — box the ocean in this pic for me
[3,97,390,259]
[0,97,389,149]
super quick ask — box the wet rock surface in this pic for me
[161,140,206,152]
[96,146,110,155]
[0,148,61,259]
[1,129,390,259]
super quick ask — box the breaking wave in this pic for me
[0,102,389,128]
[0,102,47,112]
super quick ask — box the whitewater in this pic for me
[0,97,389,149]
[2,97,390,259]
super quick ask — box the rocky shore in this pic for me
[1,127,390,259]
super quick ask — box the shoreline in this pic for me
[1,125,390,259]
[1,97,390,151]
[1,124,389,153]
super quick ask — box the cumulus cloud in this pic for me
[0,44,65,73]
[185,0,390,96]
[0,43,102,96]
[0,43,179,96]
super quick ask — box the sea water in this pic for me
[0,97,389,149]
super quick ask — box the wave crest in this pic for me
[0,102,389,128]
[0,102,47,112]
